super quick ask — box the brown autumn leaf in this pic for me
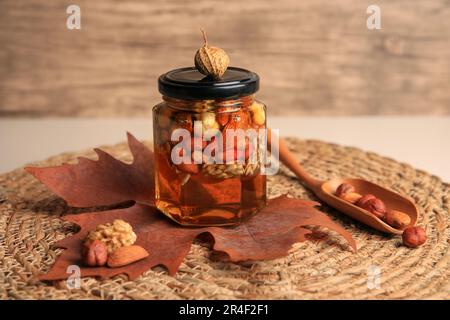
[26,132,154,207]
[40,197,355,281]
[25,133,356,280]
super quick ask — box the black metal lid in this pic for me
[158,67,259,100]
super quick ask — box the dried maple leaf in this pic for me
[25,132,154,207]
[40,198,355,280]
[26,133,356,280]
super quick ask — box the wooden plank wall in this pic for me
[0,0,449,117]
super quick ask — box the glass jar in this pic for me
[153,67,267,226]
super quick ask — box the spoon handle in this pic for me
[267,129,323,190]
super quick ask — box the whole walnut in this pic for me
[195,30,229,79]
[82,240,108,267]
[356,194,386,219]
[335,183,356,197]
[402,227,427,248]
[85,219,137,254]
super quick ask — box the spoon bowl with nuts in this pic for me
[268,129,419,234]
[320,178,418,234]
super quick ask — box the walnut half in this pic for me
[85,219,137,254]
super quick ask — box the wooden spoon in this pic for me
[267,129,419,234]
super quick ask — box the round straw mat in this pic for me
[0,138,449,300]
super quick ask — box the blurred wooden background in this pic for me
[0,0,449,117]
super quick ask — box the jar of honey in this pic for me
[153,67,267,226]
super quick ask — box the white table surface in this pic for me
[1,116,449,182]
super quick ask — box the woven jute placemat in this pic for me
[0,138,449,300]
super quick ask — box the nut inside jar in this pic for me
[153,96,267,226]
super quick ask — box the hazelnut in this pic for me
[340,192,363,204]
[249,102,265,126]
[402,226,427,248]
[356,195,386,219]
[355,194,376,207]
[82,240,108,267]
[385,210,411,229]
[202,112,219,130]
[335,183,356,197]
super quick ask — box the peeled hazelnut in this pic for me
[385,210,411,229]
[249,102,265,126]
[202,112,219,130]
[340,192,363,204]
[82,240,108,267]
[335,183,356,197]
[356,195,386,219]
[402,226,427,248]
